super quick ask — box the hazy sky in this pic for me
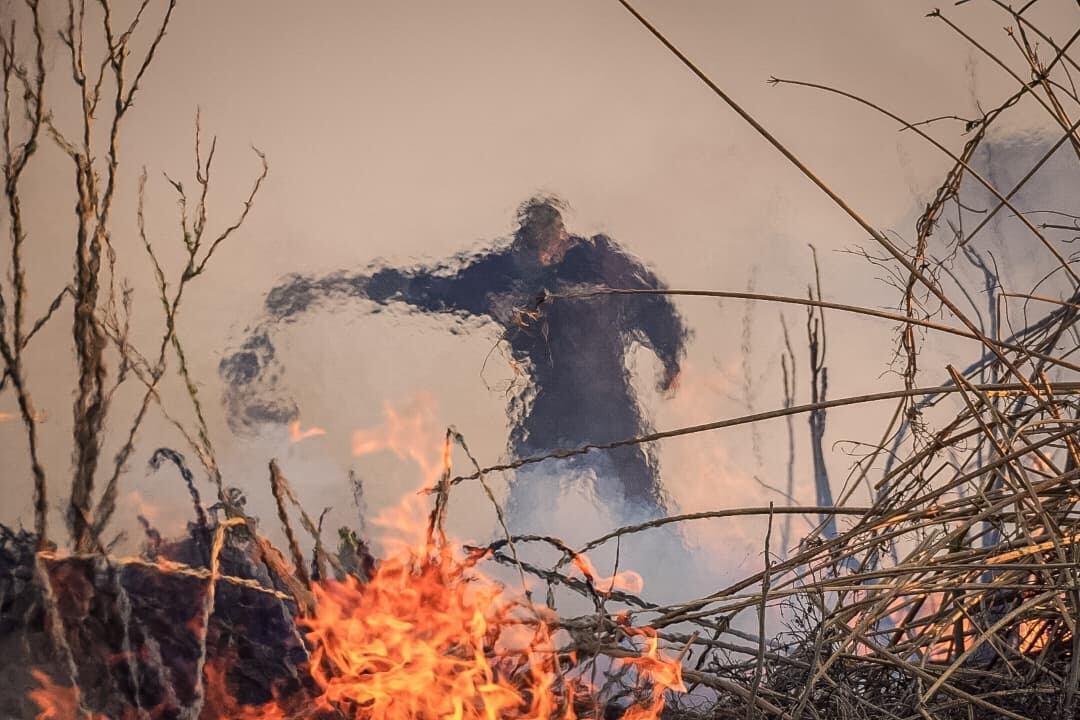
[2,1,1078,590]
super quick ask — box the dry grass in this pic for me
[2,0,1080,718]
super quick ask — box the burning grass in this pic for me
[6,406,1078,719]
[3,0,1080,718]
[9,492,684,719]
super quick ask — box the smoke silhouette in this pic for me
[220,198,690,525]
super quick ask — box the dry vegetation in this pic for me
[2,0,1080,718]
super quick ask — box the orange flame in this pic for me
[352,393,445,485]
[351,392,450,553]
[1019,619,1050,654]
[28,671,104,720]
[270,540,680,719]
[300,554,555,718]
[288,419,327,443]
[618,627,687,720]
[570,553,645,595]
[31,540,681,720]
[31,395,685,718]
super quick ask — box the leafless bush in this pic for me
[0,0,266,553]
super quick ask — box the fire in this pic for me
[28,670,103,720]
[570,553,645,595]
[1019,619,1052,654]
[30,395,685,718]
[288,419,327,443]
[617,628,687,720]
[32,541,682,718]
[297,550,562,719]
[1018,617,1073,655]
[352,393,445,486]
[202,663,289,720]
[264,541,680,719]
[351,392,450,554]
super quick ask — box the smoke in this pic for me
[219,329,299,431]
[219,197,691,527]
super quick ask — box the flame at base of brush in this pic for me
[231,539,682,719]
[29,392,684,718]
[29,536,683,719]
